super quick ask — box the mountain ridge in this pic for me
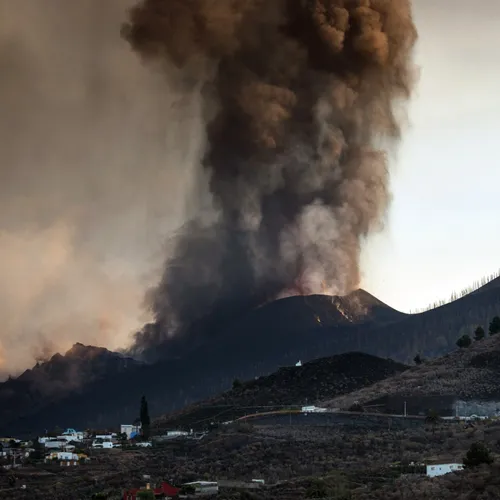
[0,342,142,431]
[2,276,500,435]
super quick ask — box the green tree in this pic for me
[425,410,441,433]
[456,334,472,348]
[31,437,43,460]
[232,378,243,390]
[118,432,128,448]
[463,441,494,468]
[306,479,329,498]
[140,396,151,440]
[413,354,423,365]
[137,491,155,500]
[489,316,500,336]
[474,326,485,341]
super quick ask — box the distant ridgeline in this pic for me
[409,270,500,314]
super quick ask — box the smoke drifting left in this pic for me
[0,1,205,378]
[0,0,418,375]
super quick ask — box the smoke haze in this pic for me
[0,0,206,378]
[0,0,418,374]
[124,0,418,357]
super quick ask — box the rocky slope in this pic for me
[323,333,500,410]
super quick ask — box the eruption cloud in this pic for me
[0,0,206,378]
[124,0,418,357]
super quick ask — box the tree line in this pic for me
[455,316,500,349]
[413,315,500,364]
[409,269,500,314]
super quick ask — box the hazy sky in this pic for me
[361,0,500,312]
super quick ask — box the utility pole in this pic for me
[404,401,407,417]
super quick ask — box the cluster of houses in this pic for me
[0,423,152,468]
[0,423,204,471]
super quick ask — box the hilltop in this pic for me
[154,352,409,431]
[0,343,142,431]
[324,333,500,410]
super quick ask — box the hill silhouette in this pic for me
[1,275,500,436]
[0,343,142,432]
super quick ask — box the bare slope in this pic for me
[324,334,500,410]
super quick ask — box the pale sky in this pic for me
[361,0,500,312]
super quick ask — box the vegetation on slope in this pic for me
[325,331,500,410]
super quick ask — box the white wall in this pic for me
[426,463,463,477]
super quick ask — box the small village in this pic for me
[0,420,220,499]
[1,403,496,500]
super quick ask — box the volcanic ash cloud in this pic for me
[123,0,418,355]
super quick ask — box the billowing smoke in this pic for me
[0,0,206,378]
[124,0,418,356]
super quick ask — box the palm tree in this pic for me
[425,410,441,433]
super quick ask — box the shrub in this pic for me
[456,335,472,348]
[489,317,500,335]
[463,441,494,468]
[474,326,486,341]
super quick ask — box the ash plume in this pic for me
[124,0,418,356]
[0,0,205,378]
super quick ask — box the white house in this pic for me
[183,481,219,495]
[95,433,116,440]
[47,451,79,461]
[426,463,464,477]
[57,428,84,442]
[44,439,70,450]
[92,439,115,449]
[301,406,328,413]
[120,424,141,439]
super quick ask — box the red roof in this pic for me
[159,482,180,496]
[123,482,180,499]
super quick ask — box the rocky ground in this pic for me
[2,416,500,499]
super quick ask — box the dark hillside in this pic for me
[0,343,142,431]
[154,352,409,431]
[1,290,400,435]
[334,281,500,362]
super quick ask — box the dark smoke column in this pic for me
[122,0,418,354]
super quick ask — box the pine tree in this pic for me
[456,334,472,348]
[413,354,423,365]
[474,326,485,341]
[489,316,500,336]
[140,396,151,440]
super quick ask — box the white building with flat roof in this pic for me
[426,463,464,477]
